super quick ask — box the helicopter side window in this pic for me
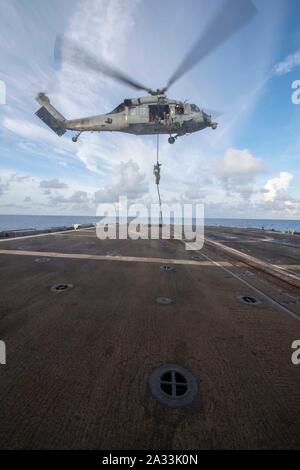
[175,104,184,115]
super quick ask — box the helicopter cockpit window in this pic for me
[109,103,125,114]
[191,104,200,112]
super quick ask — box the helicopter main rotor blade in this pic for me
[54,36,154,95]
[166,0,257,90]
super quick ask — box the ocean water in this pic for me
[0,215,102,232]
[204,218,300,233]
[0,214,300,233]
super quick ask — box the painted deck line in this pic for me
[0,248,235,267]
[173,230,300,322]
[0,226,94,243]
[204,235,300,289]
[183,239,300,322]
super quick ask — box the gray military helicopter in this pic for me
[35,0,256,145]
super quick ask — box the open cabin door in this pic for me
[149,104,170,123]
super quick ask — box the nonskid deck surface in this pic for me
[205,226,300,276]
[0,226,299,449]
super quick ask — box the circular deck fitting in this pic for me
[160,264,174,272]
[149,364,198,407]
[155,297,173,305]
[51,283,73,293]
[35,257,51,263]
[106,249,120,257]
[240,295,261,305]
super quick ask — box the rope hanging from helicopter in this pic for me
[153,133,162,225]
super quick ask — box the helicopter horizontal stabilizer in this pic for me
[35,93,66,136]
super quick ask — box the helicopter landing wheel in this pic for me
[168,136,176,144]
[72,132,82,143]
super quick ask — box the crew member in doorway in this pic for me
[153,163,162,185]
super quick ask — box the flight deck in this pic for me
[0,226,299,449]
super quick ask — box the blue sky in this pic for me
[0,0,300,218]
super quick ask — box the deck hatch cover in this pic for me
[240,295,261,305]
[150,364,198,407]
[160,264,174,271]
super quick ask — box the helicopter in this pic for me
[35,0,256,145]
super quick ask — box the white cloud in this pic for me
[2,116,74,157]
[40,178,68,189]
[0,178,9,196]
[53,0,139,117]
[49,190,89,205]
[217,148,265,179]
[274,50,300,76]
[263,171,293,202]
[94,159,148,202]
[213,148,265,201]
[69,191,89,204]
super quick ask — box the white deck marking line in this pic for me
[0,249,236,267]
[174,229,300,322]
[193,246,300,322]
[0,227,94,243]
[203,235,300,289]
[55,234,97,238]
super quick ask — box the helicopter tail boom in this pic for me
[35,93,66,136]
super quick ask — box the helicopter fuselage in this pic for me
[67,95,216,135]
[35,93,217,143]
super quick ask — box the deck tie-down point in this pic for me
[155,297,173,305]
[160,264,174,272]
[51,283,73,292]
[240,295,261,305]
